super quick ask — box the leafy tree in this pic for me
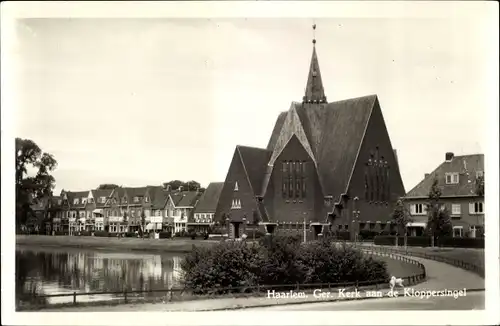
[16,138,57,230]
[162,180,202,191]
[97,184,119,190]
[426,178,452,246]
[475,175,484,197]
[390,198,413,246]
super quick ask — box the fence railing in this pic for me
[361,243,484,278]
[19,251,426,310]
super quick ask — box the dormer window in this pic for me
[88,198,94,204]
[476,171,484,178]
[445,172,459,184]
[73,198,79,205]
[99,196,106,203]
[145,196,150,203]
[133,196,140,203]
[121,197,128,204]
[234,182,239,192]
[82,199,87,205]
[57,200,62,205]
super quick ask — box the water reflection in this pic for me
[16,247,184,307]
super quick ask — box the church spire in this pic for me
[303,24,327,104]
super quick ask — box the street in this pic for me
[244,291,485,311]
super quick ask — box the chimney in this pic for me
[424,173,430,179]
[445,152,454,162]
[393,149,399,165]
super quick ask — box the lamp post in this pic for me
[353,197,360,247]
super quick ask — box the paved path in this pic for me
[48,253,484,312]
[245,291,485,311]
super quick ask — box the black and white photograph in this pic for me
[1,1,499,325]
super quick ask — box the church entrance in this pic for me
[230,222,241,239]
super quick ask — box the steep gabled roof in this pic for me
[170,191,200,208]
[92,189,114,208]
[315,95,377,196]
[262,94,377,199]
[406,154,484,198]
[267,111,288,150]
[237,146,272,196]
[149,186,169,209]
[66,191,90,208]
[194,182,224,213]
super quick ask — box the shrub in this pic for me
[256,235,304,285]
[53,231,68,236]
[79,231,92,236]
[124,232,137,238]
[180,241,260,294]
[181,235,390,293]
[335,231,351,241]
[296,241,388,284]
[159,232,171,239]
[94,231,109,237]
[358,230,379,241]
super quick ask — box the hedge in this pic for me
[94,231,109,237]
[374,235,484,248]
[159,232,171,239]
[438,237,484,249]
[358,230,380,240]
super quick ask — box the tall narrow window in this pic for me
[291,162,296,198]
[297,162,303,198]
[386,166,391,201]
[288,162,293,198]
[380,156,385,202]
[282,161,288,198]
[374,159,378,202]
[364,164,369,200]
[368,158,373,202]
[302,161,307,198]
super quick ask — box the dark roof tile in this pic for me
[194,182,224,213]
[406,154,484,198]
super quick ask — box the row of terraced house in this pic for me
[27,182,224,235]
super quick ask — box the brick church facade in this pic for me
[215,35,406,239]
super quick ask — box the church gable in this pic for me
[215,148,262,224]
[268,103,317,167]
[348,98,406,206]
[265,134,323,223]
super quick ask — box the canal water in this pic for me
[16,246,185,307]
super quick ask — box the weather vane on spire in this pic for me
[312,23,317,45]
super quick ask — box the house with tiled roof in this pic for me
[92,188,114,231]
[215,29,406,239]
[62,190,91,234]
[190,182,224,233]
[165,189,202,234]
[405,152,485,238]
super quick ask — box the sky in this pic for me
[11,11,495,195]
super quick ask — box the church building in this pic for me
[215,27,406,240]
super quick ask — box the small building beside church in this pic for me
[215,31,406,240]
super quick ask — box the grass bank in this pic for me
[364,244,485,270]
[16,235,219,253]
